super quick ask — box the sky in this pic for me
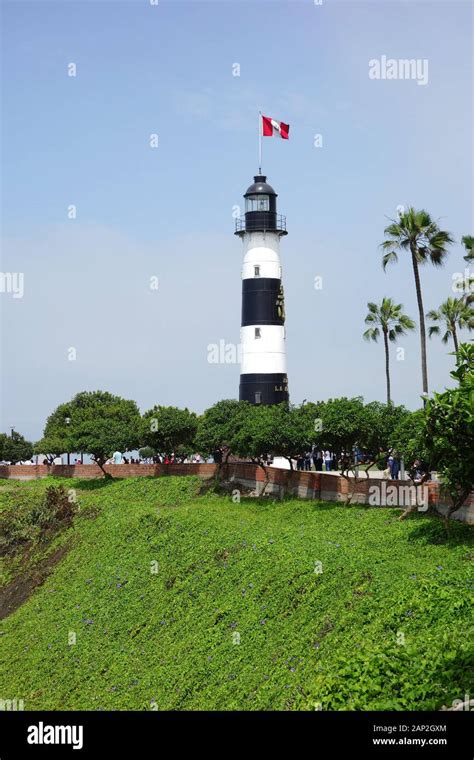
[1,0,473,441]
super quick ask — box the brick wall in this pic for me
[0,463,218,481]
[0,462,472,523]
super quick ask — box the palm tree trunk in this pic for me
[383,329,391,404]
[452,325,459,354]
[410,247,429,395]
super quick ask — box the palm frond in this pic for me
[363,328,379,342]
[382,251,398,270]
[461,235,474,262]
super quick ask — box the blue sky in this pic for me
[1,0,473,440]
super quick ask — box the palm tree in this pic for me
[461,235,474,262]
[427,296,473,354]
[363,297,415,404]
[381,208,454,395]
[460,236,474,305]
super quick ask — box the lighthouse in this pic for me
[235,174,289,405]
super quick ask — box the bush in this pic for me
[0,485,77,555]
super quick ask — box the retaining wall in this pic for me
[0,463,472,524]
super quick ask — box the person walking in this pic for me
[388,453,399,480]
[324,451,332,472]
[313,450,323,471]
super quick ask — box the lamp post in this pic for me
[65,417,71,465]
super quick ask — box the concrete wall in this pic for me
[0,463,472,524]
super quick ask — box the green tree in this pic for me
[427,296,473,354]
[363,298,415,404]
[141,406,198,460]
[313,398,408,477]
[316,397,370,471]
[231,404,277,491]
[270,404,319,469]
[390,409,429,474]
[233,403,315,473]
[381,208,454,395]
[194,400,250,462]
[34,436,64,464]
[226,403,314,494]
[363,401,410,471]
[2,431,34,463]
[35,401,76,463]
[0,433,7,461]
[40,391,141,476]
[423,343,474,527]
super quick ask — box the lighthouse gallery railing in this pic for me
[235,213,287,234]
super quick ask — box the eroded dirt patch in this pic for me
[0,542,72,620]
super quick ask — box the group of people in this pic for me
[294,449,429,482]
[296,450,338,472]
[108,451,211,465]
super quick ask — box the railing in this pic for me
[235,213,287,234]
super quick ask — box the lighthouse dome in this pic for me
[244,175,277,197]
[235,174,286,236]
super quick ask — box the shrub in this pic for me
[0,485,77,555]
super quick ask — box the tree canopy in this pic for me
[423,343,474,517]
[0,431,34,463]
[38,391,141,474]
[141,406,198,459]
[194,399,250,460]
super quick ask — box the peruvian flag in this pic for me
[262,115,290,139]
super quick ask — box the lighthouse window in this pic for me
[255,392,262,404]
[246,195,270,212]
[254,265,260,277]
[254,327,261,339]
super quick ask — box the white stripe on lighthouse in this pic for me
[241,232,282,280]
[240,325,286,375]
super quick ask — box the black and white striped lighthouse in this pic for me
[235,174,289,405]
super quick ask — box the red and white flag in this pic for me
[262,115,290,140]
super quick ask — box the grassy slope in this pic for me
[0,476,472,711]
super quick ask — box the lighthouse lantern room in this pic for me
[235,174,289,405]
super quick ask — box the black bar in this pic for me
[0,710,471,758]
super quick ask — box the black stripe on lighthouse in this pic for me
[241,277,283,327]
[239,373,289,405]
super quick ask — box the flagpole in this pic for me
[258,110,262,173]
